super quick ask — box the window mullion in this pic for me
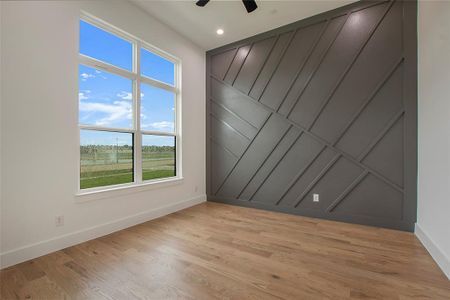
[175,56,181,181]
[140,130,176,137]
[79,124,135,134]
[79,54,136,80]
[140,76,177,93]
[134,41,143,183]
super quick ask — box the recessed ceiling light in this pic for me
[216,29,224,35]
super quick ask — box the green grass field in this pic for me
[80,169,175,189]
[80,147,175,189]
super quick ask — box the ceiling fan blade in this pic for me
[242,0,257,13]
[196,0,210,7]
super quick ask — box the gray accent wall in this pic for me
[206,0,417,231]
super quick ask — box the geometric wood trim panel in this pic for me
[206,0,418,231]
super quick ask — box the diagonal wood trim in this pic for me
[357,109,405,162]
[207,0,416,231]
[332,57,404,146]
[210,112,252,142]
[210,137,240,160]
[247,35,280,96]
[236,125,294,199]
[210,75,405,193]
[275,20,329,112]
[256,30,298,101]
[293,153,342,208]
[222,48,239,81]
[285,12,352,119]
[214,114,273,195]
[306,0,396,130]
[276,145,327,206]
[231,44,254,86]
[210,98,259,130]
[326,170,369,212]
[368,167,403,193]
[248,131,304,201]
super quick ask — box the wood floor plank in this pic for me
[1,202,449,300]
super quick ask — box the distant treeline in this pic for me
[142,145,174,153]
[81,145,174,154]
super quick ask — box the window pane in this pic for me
[141,48,175,85]
[79,65,133,129]
[140,84,175,133]
[80,20,132,71]
[80,130,133,189]
[142,135,175,181]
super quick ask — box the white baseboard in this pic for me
[415,223,450,280]
[0,194,206,269]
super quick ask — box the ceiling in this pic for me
[131,0,356,50]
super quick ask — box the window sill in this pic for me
[75,177,184,203]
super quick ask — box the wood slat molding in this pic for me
[206,0,417,231]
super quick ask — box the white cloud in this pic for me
[80,73,95,81]
[79,100,132,126]
[142,121,174,131]
[78,90,91,101]
[116,91,145,100]
[117,91,132,100]
[78,92,89,101]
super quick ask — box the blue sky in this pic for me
[141,48,175,86]
[79,20,175,146]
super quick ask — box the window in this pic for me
[78,16,180,191]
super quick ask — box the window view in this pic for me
[142,135,175,181]
[80,130,133,189]
[79,17,179,191]
[140,83,175,133]
[79,65,133,128]
[141,48,175,85]
[80,20,132,71]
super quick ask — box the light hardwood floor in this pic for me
[1,202,449,299]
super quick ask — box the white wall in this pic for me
[0,0,205,268]
[416,0,450,279]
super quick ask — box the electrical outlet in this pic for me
[313,194,320,202]
[55,215,64,227]
[194,185,198,192]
